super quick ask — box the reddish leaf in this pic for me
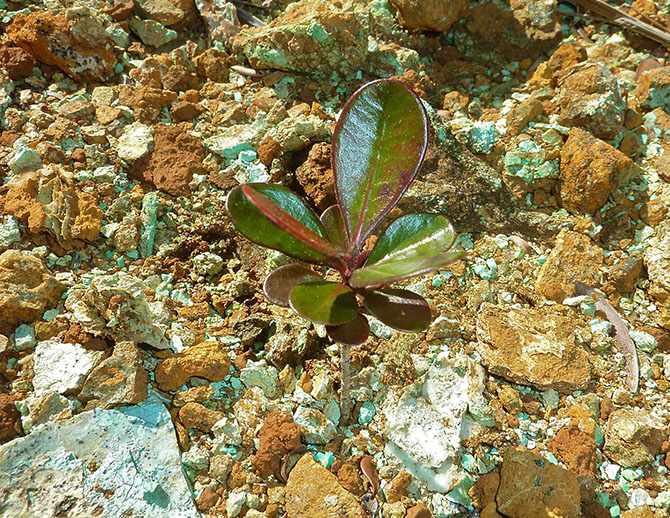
[360,289,431,332]
[326,314,370,345]
[263,264,322,307]
[320,205,348,251]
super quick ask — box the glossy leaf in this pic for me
[360,289,431,332]
[263,264,322,307]
[332,79,429,249]
[289,281,358,325]
[320,205,348,251]
[227,183,342,266]
[349,250,466,289]
[326,314,370,345]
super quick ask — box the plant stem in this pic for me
[339,342,352,426]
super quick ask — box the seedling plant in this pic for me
[227,78,465,422]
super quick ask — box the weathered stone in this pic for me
[476,303,593,392]
[251,411,302,478]
[129,16,177,48]
[196,0,242,45]
[285,454,366,518]
[535,229,603,302]
[32,341,104,396]
[6,10,116,82]
[135,0,186,26]
[604,408,664,467]
[558,127,632,214]
[155,341,231,391]
[78,341,149,409]
[178,402,224,433]
[0,392,24,444]
[645,223,670,329]
[548,425,597,477]
[620,506,657,518]
[293,406,337,445]
[116,122,154,162]
[469,472,500,510]
[65,273,170,350]
[390,0,468,31]
[0,250,65,335]
[531,42,587,87]
[0,46,35,80]
[295,142,335,210]
[0,398,198,518]
[634,65,670,110]
[496,447,580,518]
[406,502,432,518]
[557,63,626,140]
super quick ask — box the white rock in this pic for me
[0,397,198,518]
[293,406,337,444]
[32,341,104,395]
[226,490,247,517]
[192,252,224,276]
[240,360,280,399]
[0,216,21,248]
[212,417,243,447]
[116,122,154,162]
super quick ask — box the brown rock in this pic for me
[634,66,670,110]
[129,123,206,197]
[195,486,220,512]
[103,1,135,21]
[117,86,177,124]
[476,303,593,392]
[251,411,302,478]
[257,135,282,167]
[385,471,412,503]
[178,402,223,433]
[78,341,149,409]
[604,408,664,467]
[0,45,35,80]
[557,63,626,140]
[535,229,603,302]
[546,43,588,84]
[155,341,231,391]
[173,385,215,407]
[558,128,632,214]
[620,506,656,518]
[606,255,643,295]
[582,502,612,518]
[294,142,334,211]
[469,471,500,510]
[0,250,65,335]
[337,463,366,496]
[406,502,432,518]
[497,447,580,518]
[285,454,366,518]
[390,0,468,31]
[507,98,543,136]
[481,503,504,518]
[194,48,229,82]
[6,11,116,82]
[548,425,597,477]
[170,100,203,122]
[0,392,25,444]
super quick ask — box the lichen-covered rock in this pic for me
[155,341,231,391]
[1,167,103,247]
[535,229,603,302]
[604,408,664,467]
[634,65,670,110]
[496,447,580,518]
[390,0,468,31]
[32,341,104,396]
[129,16,178,48]
[78,341,149,409]
[556,63,626,140]
[645,222,670,329]
[0,250,65,335]
[0,398,199,518]
[476,303,594,392]
[251,411,302,478]
[285,454,367,518]
[65,273,170,350]
[558,127,633,214]
[503,137,559,199]
[6,10,116,82]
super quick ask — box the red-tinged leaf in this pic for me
[332,79,429,249]
[349,250,466,289]
[360,289,431,332]
[320,205,348,250]
[226,183,342,266]
[263,264,323,307]
[326,314,370,345]
[289,281,358,325]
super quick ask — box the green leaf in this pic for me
[289,281,358,325]
[360,289,431,332]
[263,264,322,307]
[320,205,348,250]
[349,250,466,289]
[349,213,465,288]
[227,183,342,266]
[326,314,370,345]
[332,79,429,249]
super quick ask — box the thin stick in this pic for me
[340,342,352,425]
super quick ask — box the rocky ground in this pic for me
[0,0,669,517]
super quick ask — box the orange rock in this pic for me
[294,142,334,211]
[155,341,231,391]
[634,66,670,110]
[251,411,302,478]
[0,45,35,80]
[548,425,597,477]
[178,402,224,432]
[337,463,366,496]
[385,471,412,503]
[6,11,116,82]
[390,0,467,31]
[469,471,500,510]
[0,391,26,443]
[506,98,543,136]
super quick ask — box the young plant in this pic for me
[227,79,465,420]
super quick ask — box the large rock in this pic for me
[32,341,104,396]
[0,398,199,518]
[547,424,597,477]
[645,222,670,329]
[496,447,580,518]
[535,229,603,302]
[476,303,593,392]
[0,250,65,335]
[65,273,170,350]
[556,63,626,140]
[155,341,231,391]
[0,45,35,80]
[603,408,665,467]
[558,127,633,214]
[634,65,670,110]
[6,10,116,82]
[285,454,367,518]
[390,0,468,31]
